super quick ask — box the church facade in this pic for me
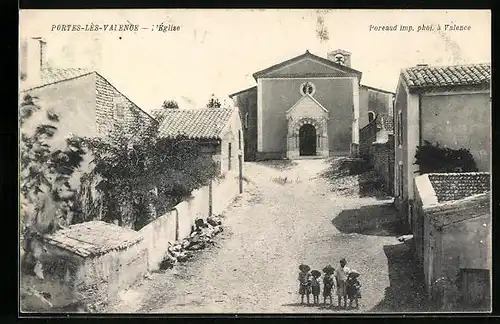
[230,49,394,161]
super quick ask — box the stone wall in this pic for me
[95,73,157,137]
[371,134,395,195]
[75,240,148,310]
[139,173,240,272]
[22,235,148,312]
[359,119,377,159]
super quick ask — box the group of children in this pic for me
[298,258,361,309]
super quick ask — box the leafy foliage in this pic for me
[78,109,219,230]
[414,140,478,174]
[206,94,222,108]
[162,100,179,109]
[20,94,86,238]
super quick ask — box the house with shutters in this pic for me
[153,107,244,175]
[229,49,394,161]
[393,63,491,223]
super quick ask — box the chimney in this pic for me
[327,49,352,67]
[20,37,46,88]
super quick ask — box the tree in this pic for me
[20,94,86,274]
[414,140,478,174]
[206,94,221,108]
[162,100,179,109]
[78,109,219,230]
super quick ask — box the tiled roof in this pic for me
[426,192,490,228]
[41,67,91,86]
[428,172,490,203]
[42,221,143,258]
[157,108,234,140]
[402,63,490,91]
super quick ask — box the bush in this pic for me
[414,140,478,174]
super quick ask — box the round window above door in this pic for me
[300,82,316,96]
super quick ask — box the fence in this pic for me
[139,172,240,271]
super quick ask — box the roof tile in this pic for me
[41,67,90,85]
[428,172,490,203]
[402,63,490,91]
[157,108,234,140]
[42,221,143,258]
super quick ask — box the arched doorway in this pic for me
[299,124,317,156]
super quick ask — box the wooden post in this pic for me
[208,179,213,216]
[173,208,179,241]
[238,154,243,194]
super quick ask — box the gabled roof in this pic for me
[41,67,91,86]
[428,172,490,203]
[42,221,143,258]
[229,86,257,98]
[252,50,362,80]
[360,84,395,95]
[21,69,157,125]
[286,94,328,114]
[21,68,93,92]
[401,63,491,92]
[157,107,235,140]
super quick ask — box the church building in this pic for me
[230,49,394,161]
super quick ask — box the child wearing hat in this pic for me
[310,270,322,305]
[346,270,361,309]
[322,265,335,306]
[298,264,312,305]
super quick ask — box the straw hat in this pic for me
[322,265,335,274]
[299,264,311,272]
[311,270,321,278]
[349,269,360,278]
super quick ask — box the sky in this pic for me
[20,9,491,112]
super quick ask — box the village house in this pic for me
[413,172,491,311]
[20,37,157,143]
[21,221,148,312]
[358,87,395,195]
[393,63,491,223]
[19,37,158,223]
[229,49,393,161]
[153,107,244,175]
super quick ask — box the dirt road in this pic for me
[111,159,429,313]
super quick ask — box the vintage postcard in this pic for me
[18,9,491,315]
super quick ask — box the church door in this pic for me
[299,124,317,156]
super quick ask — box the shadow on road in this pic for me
[369,240,433,312]
[357,172,394,201]
[333,204,405,236]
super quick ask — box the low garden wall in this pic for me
[139,171,240,271]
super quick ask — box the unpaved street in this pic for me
[111,159,429,313]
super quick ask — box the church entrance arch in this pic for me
[299,124,317,156]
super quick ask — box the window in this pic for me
[300,82,316,96]
[397,110,403,146]
[228,142,232,171]
[114,96,125,119]
[238,130,242,149]
[368,111,376,123]
[244,112,249,129]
